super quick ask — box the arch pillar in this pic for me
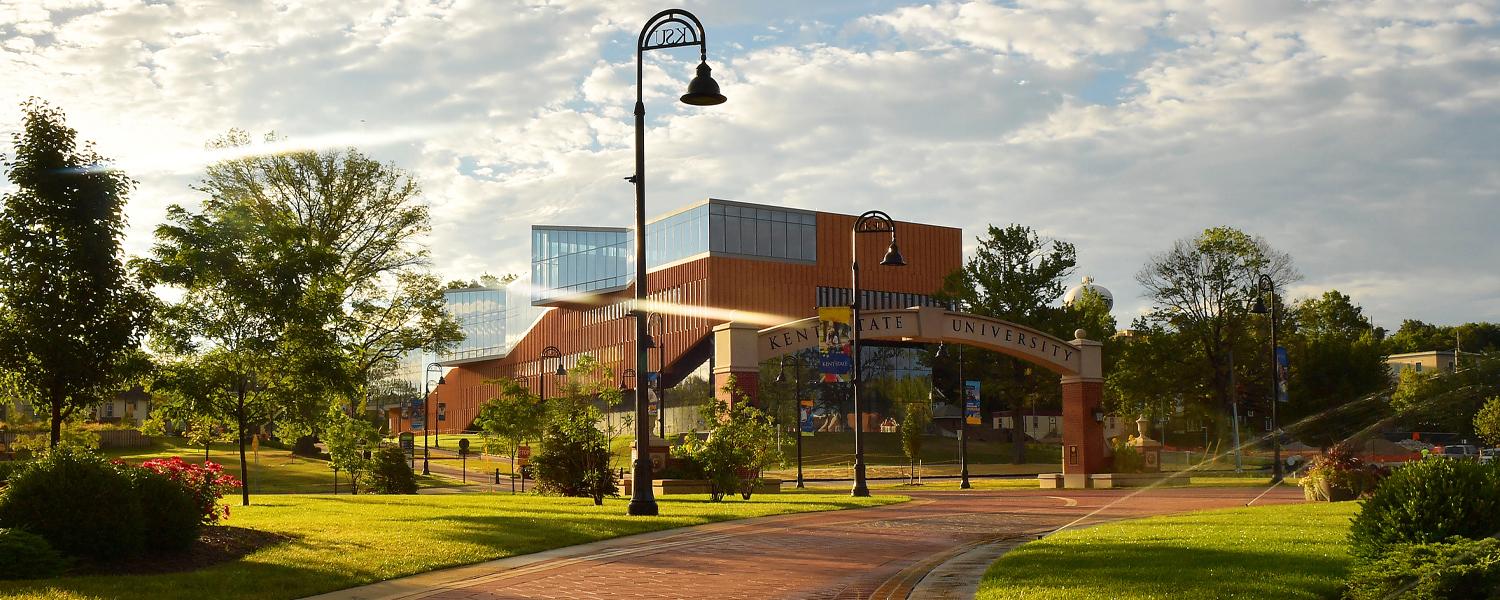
[712,322,762,408]
[1060,333,1104,488]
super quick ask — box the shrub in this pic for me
[532,397,615,504]
[0,528,67,580]
[1348,458,1500,560]
[139,457,239,524]
[0,447,144,559]
[127,468,201,554]
[1301,444,1389,502]
[1344,537,1500,600]
[1110,437,1144,473]
[670,385,781,501]
[0,460,22,485]
[367,445,417,494]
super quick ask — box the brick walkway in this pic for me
[309,486,1303,600]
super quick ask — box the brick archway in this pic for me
[712,306,1105,488]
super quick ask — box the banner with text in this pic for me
[817,307,853,383]
[964,380,982,425]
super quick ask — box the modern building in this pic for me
[391,198,962,434]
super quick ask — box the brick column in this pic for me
[1061,330,1104,489]
[712,322,763,410]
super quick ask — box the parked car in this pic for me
[1434,444,1480,460]
[1481,448,1498,465]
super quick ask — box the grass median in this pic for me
[977,501,1359,599]
[0,492,905,600]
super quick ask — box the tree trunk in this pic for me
[49,395,63,449]
[237,391,250,507]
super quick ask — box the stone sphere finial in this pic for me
[1074,328,1088,340]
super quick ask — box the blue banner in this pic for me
[800,399,815,435]
[1275,346,1290,403]
[964,380,981,425]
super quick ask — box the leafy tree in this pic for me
[148,350,278,506]
[323,408,379,493]
[1107,318,1201,424]
[1279,290,1390,450]
[0,99,151,447]
[531,394,615,504]
[1475,397,1500,447]
[670,377,783,501]
[896,383,932,482]
[1134,226,1297,426]
[937,223,1077,463]
[1390,354,1500,437]
[475,377,546,479]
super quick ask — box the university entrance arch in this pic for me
[709,306,1105,488]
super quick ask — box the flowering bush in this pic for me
[139,457,241,524]
[1300,443,1388,502]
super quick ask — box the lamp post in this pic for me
[776,352,809,489]
[619,368,636,394]
[540,345,566,401]
[934,343,970,489]
[422,362,445,476]
[850,210,907,497]
[1249,273,1283,483]
[645,312,667,440]
[627,9,726,517]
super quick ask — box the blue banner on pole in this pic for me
[799,399,815,435]
[1275,346,1290,403]
[964,380,981,425]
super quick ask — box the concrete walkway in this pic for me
[306,486,1302,600]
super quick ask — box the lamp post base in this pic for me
[627,499,659,516]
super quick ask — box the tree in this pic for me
[531,395,616,504]
[937,223,1077,463]
[1135,226,1297,425]
[0,99,152,447]
[895,382,932,483]
[1475,397,1500,447]
[670,377,783,501]
[474,377,546,480]
[1390,354,1500,437]
[1107,318,1201,425]
[1280,290,1391,450]
[323,408,379,493]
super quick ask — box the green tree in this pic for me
[671,377,783,501]
[1280,290,1390,450]
[1107,318,1201,424]
[1390,354,1500,437]
[937,223,1077,463]
[1475,397,1500,447]
[0,99,152,447]
[474,378,546,478]
[1134,226,1297,425]
[323,408,379,493]
[896,383,932,482]
[531,395,615,504]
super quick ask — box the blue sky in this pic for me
[2,0,1498,331]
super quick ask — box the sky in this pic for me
[2,0,1498,331]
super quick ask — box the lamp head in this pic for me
[555,363,567,377]
[644,332,658,349]
[1249,296,1268,314]
[775,369,785,384]
[880,238,906,267]
[680,61,727,106]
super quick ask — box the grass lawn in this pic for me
[101,440,456,493]
[0,492,904,600]
[977,502,1360,600]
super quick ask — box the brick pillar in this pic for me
[1061,331,1104,489]
[712,322,763,410]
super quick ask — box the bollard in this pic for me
[495,468,501,485]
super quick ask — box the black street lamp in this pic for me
[627,9,726,517]
[540,345,566,401]
[1248,273,1283,483]
[850,210,907,497]
[776,352,810,489]
[422,362,445,476]
[644,312,667,440]
[620,368,636,393]
[934,342,970,489]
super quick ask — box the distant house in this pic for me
[1385,350,1458,379]
[91,385,153,427]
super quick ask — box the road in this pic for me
[309,485,1302,600]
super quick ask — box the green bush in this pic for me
[0,447,144,559]
[0,527,67,580]
[128,469,201,554]
[670,388,781,501]
[1348,458,1500,560]
[367,445,417,494]
[1110,437,1143,473]
[1301,444,1388,502]
[532,397,615,504]
[0,460,22,485]
[1344,537,1500,600]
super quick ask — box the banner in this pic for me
[964,380,982,425]
[646,372,661,415]
[1275,346,1290,403]
[817,307,853,383]
[800,399,815,436]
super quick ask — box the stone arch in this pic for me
[712,306,1105,488]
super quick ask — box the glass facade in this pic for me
[531,227,630,303]
[442,287,508,362]
[530,201,818,305]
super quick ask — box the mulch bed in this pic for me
[75,526,294,576]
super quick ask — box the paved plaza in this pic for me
[310,486,1303,600]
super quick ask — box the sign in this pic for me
[645,372,660,416]
[799,399,815,435]
[458,438,470,456]
[1275,346,1290,403]
[817,307,853,383]
[437,402,446,422]
[964,380,982,425]
[517,444,531,465]
[398,432,415,457]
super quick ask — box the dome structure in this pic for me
[1063,276,1113,311]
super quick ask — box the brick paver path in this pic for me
[312,486,1303,600]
